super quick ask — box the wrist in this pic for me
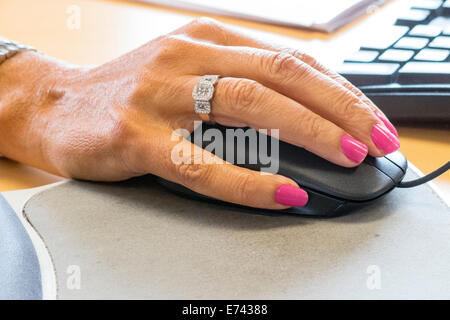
[0,50,77,171]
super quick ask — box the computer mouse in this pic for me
[157,123,407,217]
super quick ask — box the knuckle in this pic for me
[175,162,211,187]
[187,17,229,43]
[333,90,363,120]
[153,36,179,63]
[341,79,359,92]
[286,48,326,72]
[154,35,192,63]
[303,115,325,143]
[267,52,308,83]
[190,17,221,29]
[233,173,258,204]
[336,78,378,111]
[288,49,315,64]
[342,80,366,99]
[269,52,297,75]
[223,79,265,113]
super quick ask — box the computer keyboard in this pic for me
[338,0,450,122]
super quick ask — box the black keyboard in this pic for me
[338,0,450,122]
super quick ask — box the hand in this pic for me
[0,18,400,210]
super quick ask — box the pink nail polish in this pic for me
[275,185,308,207]
[376,112,398,137]
[371,123,400,154]
[341,134,368,163]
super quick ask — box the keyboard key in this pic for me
[428,36,450,47]
[398,62,450,83]
[394,37,430,49]
[378,49,415,62]
[409,24,443,37]
[344,50,379,62]
[443,0,450,16]
[360,26,409,50]
[414,48,450,60]
[338,63,400,86]
[396,9,431,27]
[411,0,443,10]
[429,16,450,27]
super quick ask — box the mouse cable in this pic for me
[397,161,450,188]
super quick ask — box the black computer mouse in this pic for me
[157,123,407,217]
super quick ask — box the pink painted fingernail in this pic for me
[275,185,308,207]
[376,112,398,137]
[371,123,400,154]
[341,134,368,163]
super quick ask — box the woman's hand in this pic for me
[0,18,400,209]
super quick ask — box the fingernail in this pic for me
[376,112,398,137]
[341,134,368,163]
[371,123,400,154]
[275,185,308,207]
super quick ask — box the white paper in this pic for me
[136,0,385,32]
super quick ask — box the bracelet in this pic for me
[0,37,37,65]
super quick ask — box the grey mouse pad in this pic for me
[23,169,450,299]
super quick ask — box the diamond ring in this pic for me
[192,75,220,122]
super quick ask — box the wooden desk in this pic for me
[0,0,449,193]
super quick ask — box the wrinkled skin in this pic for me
[0,18,398,210]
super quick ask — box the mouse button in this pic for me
[384,151,408,173]
[364,155,405,183]
[281,162,395,201]
[283,189,346,217]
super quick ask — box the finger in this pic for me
[264,50,399,138]
[137,130,309,210]
[270,54,398,138]
[191,45,400,157]
[180,18,399,138]
[181,76,369,167]
[181,18,374,107]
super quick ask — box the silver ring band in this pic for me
[192,75,219,122]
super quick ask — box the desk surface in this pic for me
[0,0,449,193]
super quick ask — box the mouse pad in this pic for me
[23,169,450,299]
